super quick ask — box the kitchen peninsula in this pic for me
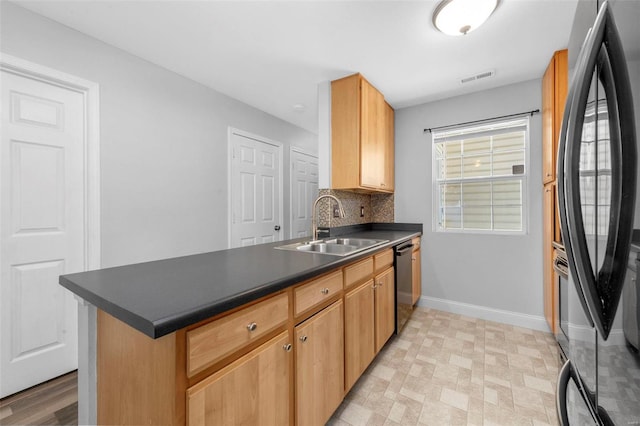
[60,223,422,425]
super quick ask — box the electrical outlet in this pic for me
[333,204,340,218]
[360,206,365,217]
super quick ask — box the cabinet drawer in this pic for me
[412,237,421,251]
[295,270,343,316]
[344,257,374,289]
[374,249,393,273]
[187,292,288,377]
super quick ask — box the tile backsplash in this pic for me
[317,189,394,228]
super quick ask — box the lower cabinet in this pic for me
[97,242,420,426]
[344,266,395,392]
[295,300,344,426]
[412,245,421,305]
[543,182,556,333]
[186,331,292,426]
[375,267,395,353]
[344,279,375,391]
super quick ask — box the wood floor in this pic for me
[0,371,78,426]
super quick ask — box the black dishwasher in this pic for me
[395,242,414,333]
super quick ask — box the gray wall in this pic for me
[1,2,317,268]
[394,79,545,324]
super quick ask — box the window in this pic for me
[579,99,611,236]
[433,117,529,233]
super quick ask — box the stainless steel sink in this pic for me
[275,237,388,256]
[324,238,383,248]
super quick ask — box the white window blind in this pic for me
[433,117,529,233]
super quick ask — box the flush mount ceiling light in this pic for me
[433,0,499,36]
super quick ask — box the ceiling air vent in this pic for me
[460,70,495,84]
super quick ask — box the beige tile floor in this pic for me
[328,307,561,426]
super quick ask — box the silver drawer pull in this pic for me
[283,343,292,352]
[321,288,330,295]
[247,322,258,332]
[377,281,383,287]
[299,335,308,343]
[372,283,377,289]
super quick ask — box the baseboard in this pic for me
[417,295,550,332]
[565,323,627,347]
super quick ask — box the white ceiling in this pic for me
[13,0,579,134]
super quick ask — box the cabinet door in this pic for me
[542,50,568,184]
[553,50,568,173]
[384,102,395,191]
[411,248,421,306]
[344,279,375,391]
[374,267,395,353]
[187,331,291,426]
[360,79,385,189]
[542,55,556,184]
[296,300,344,426]
[543,182,556,333]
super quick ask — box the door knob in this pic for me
[274,225,281,231]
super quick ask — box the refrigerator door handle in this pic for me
[556,359,599,426]
[556,359,573,426]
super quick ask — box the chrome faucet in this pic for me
[311,194,345,242]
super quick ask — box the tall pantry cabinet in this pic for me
[542,49,568,334]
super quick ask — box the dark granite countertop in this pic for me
[59,223,422,339]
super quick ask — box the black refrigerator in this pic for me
[556,0,640,424]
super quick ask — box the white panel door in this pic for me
[290,150,318,239]
[230,131,283,248]
[0,70,84,398]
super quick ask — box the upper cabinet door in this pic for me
[360,79,385,189]
[384,102,395,191]
[542,56,556,183]
[542,50,568,184]
[331,73,394,193]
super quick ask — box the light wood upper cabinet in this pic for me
[295,300,344,426]
[344,279,375,392]
[331,73,394,193]
[374,267,395,354]
[187,331,291,426]
[542,49,568,184]
[384,102,395,191]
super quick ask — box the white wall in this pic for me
[1,2,317,268]
[395,79,546,329]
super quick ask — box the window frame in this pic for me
[431,117,530,235]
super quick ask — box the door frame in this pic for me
[289,147,318,239]
[0,53,101,271]
[227,127,283,248]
